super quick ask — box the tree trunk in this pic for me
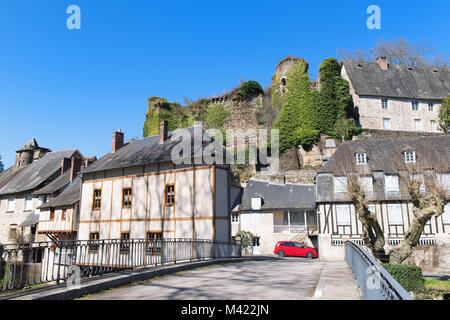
[389,216,427,264]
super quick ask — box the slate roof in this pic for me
[32,170,71,195]
[319,135,450,175]
[80,126,228,174]
[39,176,81,209]
[342,60,450,100]
[239,179,316,212]
[0,149,78,195]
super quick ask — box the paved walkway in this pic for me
[80,257,361,300]
[313,261,362,300]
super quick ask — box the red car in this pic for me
[274,241,318,259]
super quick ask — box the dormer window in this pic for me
[405,150,416,163]
[356,152,367,165]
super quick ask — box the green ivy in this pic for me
[438,95,450,133]
[233,80,264,101]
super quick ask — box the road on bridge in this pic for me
[81,257,327,300]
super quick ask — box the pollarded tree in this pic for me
[389,155,448,264]
[337,154,386,260]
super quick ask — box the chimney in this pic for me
[159,121,168,144]
[112,128,124,152]
[70,157,82,182]
[376,56,389,70]
[61,158,71,176]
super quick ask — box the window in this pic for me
[146,232,162,255]
[61,209,67,221]
[414,119,422,131]
[336,205,351,226]
[387,204,403,225]
[412,174,426,193]
[232,213,239,223]
[7,196,15,212]
[428,103,434,111]
[404,150,416,163]
[89,232,100,252]
[92,189,102,210]
[381,98,388,109]
[430,120,437,133]
[165,185,175,206]
[120,232,130,254]
[122,188,132,208]
[368,204,376,214]
[334,176,348,194]
[8,225,18,241]
[383,118,391,129]
[443,203,450,224]
[50,210,55,221]
[355,152,367,165]
[25,195,33,211]
[438,173,450,190]
[412,101,419,111]
[385,174,400,194]
[359,176,374,194]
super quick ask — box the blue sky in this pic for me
[0,0,449,168]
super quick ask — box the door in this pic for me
[292,243,307,257]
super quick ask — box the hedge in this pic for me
[382,263,424,293]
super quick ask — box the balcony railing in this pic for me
[274,225,307,234]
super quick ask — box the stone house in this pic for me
[0,138,87,244]
[316,135,450,271]
[76,122,241,245]
[341,58,450,133]
[235,179,317,255]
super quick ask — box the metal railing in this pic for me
[345,241,413,300]
[0,238,241,293]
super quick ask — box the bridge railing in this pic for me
[345,241,413,300]
[0,238,241,293]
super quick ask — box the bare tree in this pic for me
[389,154,447,264]
[338,37,449,68]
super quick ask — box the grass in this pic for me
[423,278,450,292]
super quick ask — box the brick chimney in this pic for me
[376,56,389,70]
[159,121,168,144]
[70,157,82,182]
[61,158,71,176]
[112,128,124,152]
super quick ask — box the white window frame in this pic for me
[430,120,437,133]
[414,119,422,131]
[428,102,433,111]
[355,152,367,165]
[359,176,374,194]
[412,174,426,193]
[383,118,391,129]
[385,174,400,194]
[404,150,416,163]
[443,203,450,225]
[381,98,388,109]
[25,195,33,211]
[7,196,15,212]
[387,203,403,225]
[334,176,348,194]
[437,173,450,191]
[336,205,351,226]
[412,101,419,111]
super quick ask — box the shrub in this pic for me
[438,95,450,133]
[382,263,424,293]
[204,104,230,129]
[233,80,264,101]
[235,231,255,251]
[334,117,362,140]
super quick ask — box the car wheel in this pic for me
[277,250,286,257]
[306,252,314,259]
